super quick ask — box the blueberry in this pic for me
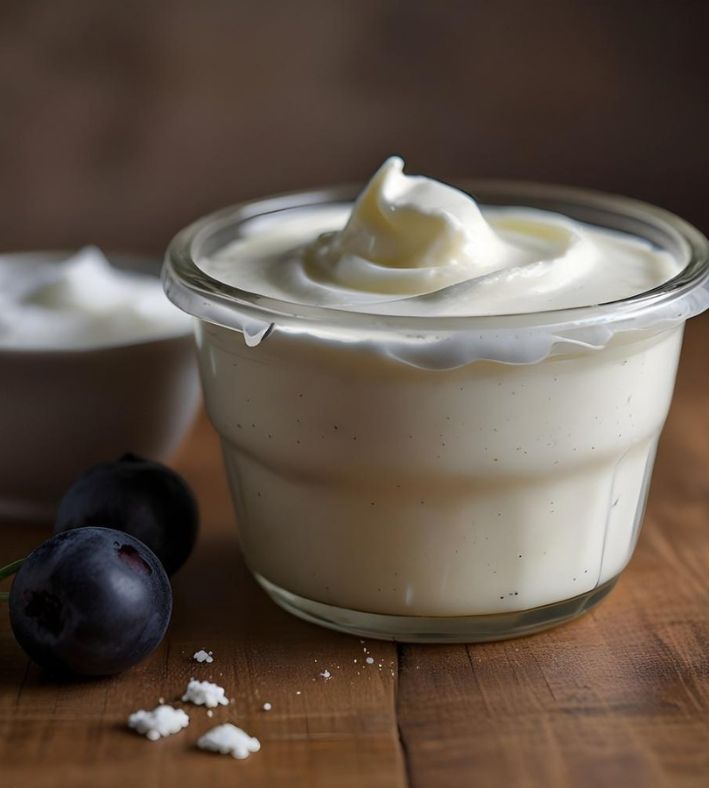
[9,527,172,676]
[54,454,198,575]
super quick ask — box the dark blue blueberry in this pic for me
[54,454,198,575]
[9,527,172,676]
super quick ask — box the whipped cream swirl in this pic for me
[204,157,679,317]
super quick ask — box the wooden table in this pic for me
[1,317,708,788]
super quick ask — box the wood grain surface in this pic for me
[1,316,708,788]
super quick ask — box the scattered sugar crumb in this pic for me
[262,702,272,711]
[193,649,214,664]
[366,657,374,665]
[158,697,165,704]
[197,723,260,759]
[182,678,229,708]
[296,691,301,695]
[207,710,214,718]
[128,705,189,741]
[319,670,331,680]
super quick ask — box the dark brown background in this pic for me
[0,0,707,255]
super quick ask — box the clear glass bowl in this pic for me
[164,181,709,642]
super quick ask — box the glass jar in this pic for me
[164,181,709,642]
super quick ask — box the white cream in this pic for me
[0,246,190,349]
[186,160,691,626]
[204,157,679,315]
[198,321,682,617]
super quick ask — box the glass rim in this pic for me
[163,179,709,334]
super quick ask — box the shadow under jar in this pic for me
[163,181,709,642]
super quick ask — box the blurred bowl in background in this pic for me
[0,251,200,522]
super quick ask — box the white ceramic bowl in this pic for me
[0,251,200,522]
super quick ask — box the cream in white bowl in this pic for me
[0,247,200,521]
[0,246,189,349]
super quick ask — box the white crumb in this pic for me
[193,649,214,664]
[128,705,189,741]
[197,723,260,759]
[262,702,272,711]
[182,678,229,708]
[207,710,214,718]
[319,670,331,680]
[366,656,374,665]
